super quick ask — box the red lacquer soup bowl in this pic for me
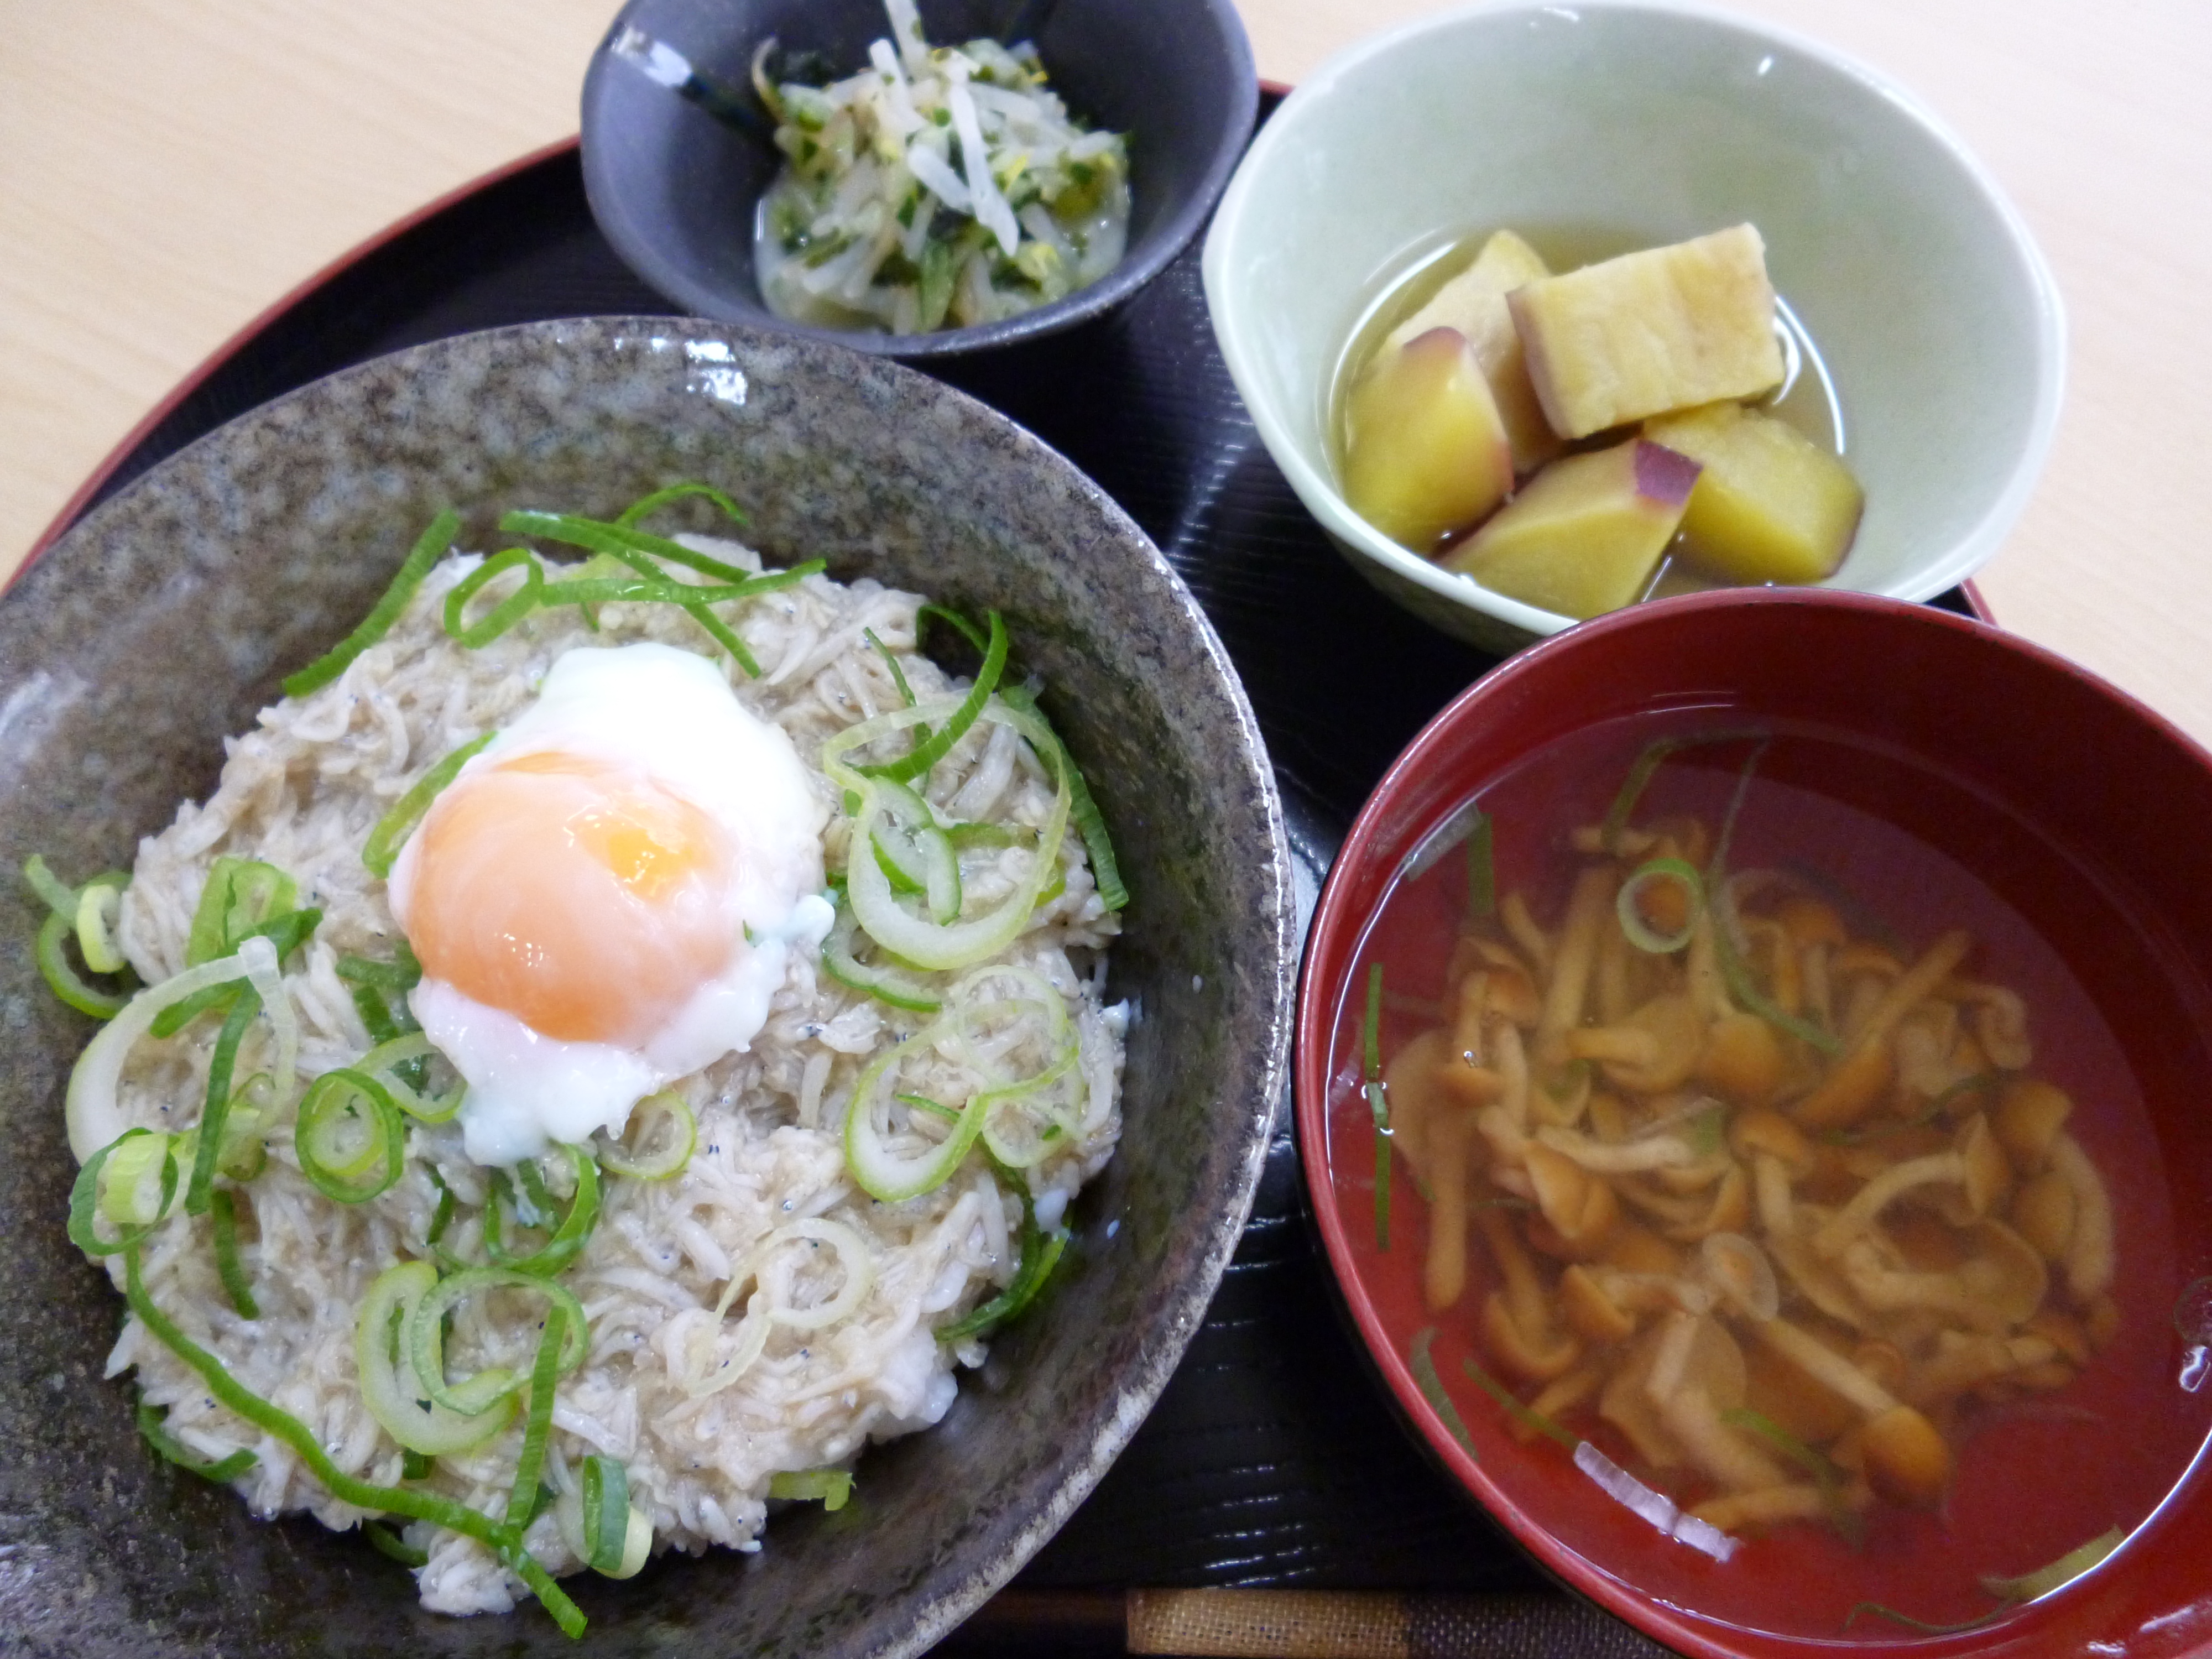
[1295,589,2212,1658]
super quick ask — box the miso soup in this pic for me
[1325,713,2212,1641]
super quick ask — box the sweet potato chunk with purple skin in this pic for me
[1385,231,1562,475]
[1510,225,1784,439]
[1646,401,1864,586]
[1340,326,1515,551]
[1444,440,1700,619]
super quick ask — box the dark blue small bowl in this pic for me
[581,0,1256,357]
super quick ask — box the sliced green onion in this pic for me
[66,940,285,1164]
[567,536,766,673]
[442,547,544,646]
[821,901,943,1013]
[1722,1406,1860,1543]
[612,481,750,532]
[529,566,816,608]
[936,1249,1046,1331]
[865,627,919,709]
[284,508,458,696]
[502,509,749,582]
[356,1261,518,1453]
[336,943,422,992]
[1687,739,1844,1057]
[849,609,1007,786]
[1410,1329,1478,1459]
[401,1448,434,1481]
[296,1068,406,1203]
[994,682,1125,914]
[75,878,128,974]
[1707,737,1772,881]
[345,982,403,1044]
[485,1147,601,1276]
[349,982,400,1043]
[1616,857,1704,954]
[512,1158,555,1229]
[100,1126,177,1228]
[598,1091,697,1181]
[357,1032,462,1123]
[917,603,987,654]
[338,948,426,1087]
[184,986,259,1215]
[1980,1526,2125,1602]
[979,1071,1074,1171]
[406,1266,587,1419]
[1601,727,1770,853]
[768,1468,853,1510]
[832,701,1070,972]
[208,1187,259,1319]
[947,821,1028,851]
[843,1020,992,1202]
[670,596,762,677]
[426,1168,457,1249]
[870,778,961,922]
[69,1129,179,1256]
[506,1302,568,1525]
[1844,1604,2002,1636]
[847,976,1077,1200]
[185,858,298,967]
[1820,1072,1997,1146]
[1461,1354,1578,1452]
[1465,812,1495,922]
[577,1455,651,1578]
[27,853,139,1018]
[363,733,494,879]
[35,910,131,1017]
[152,914,320,1041]
[1710,890,1844,1057]
[21,853,80,918]
[1364,963,1390,1250]
[365,1521,430,1568]
[210,1082,270,1181]
[1361,963,1385,1085]
[938,1184,1066,1340]
[124,1248,585,1636]
[137,1397,257,1484]
[498,508,822,676]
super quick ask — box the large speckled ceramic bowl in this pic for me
[0,319,1290,1657]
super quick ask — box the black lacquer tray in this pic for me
[44,111,1983,1656]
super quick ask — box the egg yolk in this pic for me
[402,752,737,1045]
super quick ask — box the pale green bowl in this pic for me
[1202,0,2065,654]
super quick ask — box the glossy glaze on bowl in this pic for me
[1296,589,2212,1659]
[0,318,1292,1657]
[1205,1,2066,653]
[582,0,1256,356]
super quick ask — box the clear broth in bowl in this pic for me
[1323,711,2212,1642]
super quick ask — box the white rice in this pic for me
[95,535,1124,1614]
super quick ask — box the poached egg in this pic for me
[388,643,833,1164]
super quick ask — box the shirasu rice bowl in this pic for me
[40,496,1126,1630]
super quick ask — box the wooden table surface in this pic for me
[4,1,2208,741]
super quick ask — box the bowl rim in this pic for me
[1202,0,2069,640]
[580,0,1259,358]
[1291,584,2212,1658]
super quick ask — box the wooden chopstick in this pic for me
[939,1587,1674,1657]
